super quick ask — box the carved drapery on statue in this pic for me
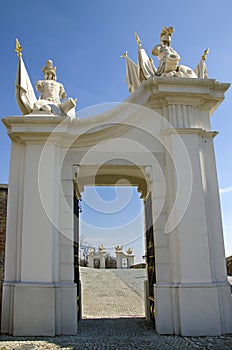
[122,27,209,93]
[194,49,209,79]
[15,39,76,116]
[121,53,140,94]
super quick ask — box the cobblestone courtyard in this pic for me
[0,268,232,349]
[80,267,145,318]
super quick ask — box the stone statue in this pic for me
[36,60,66,104]
[151,26,181,77]
[15,39,77,117]
[89,247,95,255]
[123,26,208,93]
[33,60,76,115]
[126,248,133,255]
[115,245,123,252]
[98,244,105,252]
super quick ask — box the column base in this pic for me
[1,282,78,336]
[154,281,232,336]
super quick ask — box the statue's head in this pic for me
[160,26,174,46]
[42,60,57,81]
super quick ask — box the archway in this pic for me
[2,78,232,336]
[73,162,157,321]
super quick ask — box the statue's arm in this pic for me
[152,44,162,57]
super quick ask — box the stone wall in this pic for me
[0,185,8,323]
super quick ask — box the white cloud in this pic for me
[219,186,232,194]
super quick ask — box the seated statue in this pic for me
[152,26,182,77]
[33,60,76,115]
[151,26,197,78]
[123,26,200,94]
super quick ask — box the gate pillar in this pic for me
[149,79,232,336]
[1,123,77,336]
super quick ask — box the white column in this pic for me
[200,134,232,333]
[99,251,106,269]
[116,252,123,268]
[88,255,94,268]
[1,141,25,334]
[3,141,77,336]
[127,255,134,268]
[59,169,78,335]
[20,143,59,282]
[165,130,232,336]
[149,155,174,334]
[13,143,60,336]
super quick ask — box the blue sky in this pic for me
[0,1,232,261]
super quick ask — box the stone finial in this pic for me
[15,38,22,57]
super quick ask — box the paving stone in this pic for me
[0,268,232,349]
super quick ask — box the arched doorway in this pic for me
[2,79,232,336]
[72,164,158,322]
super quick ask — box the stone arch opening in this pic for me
[78,184,147,319]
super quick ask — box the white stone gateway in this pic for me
[1,30,232,336]
[115,245,135,269]
[88,245,106,269]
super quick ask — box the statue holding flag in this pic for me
[33,59,76,115]
[15,39,76,116]
[151,26,181,76]
[122,26,209,94]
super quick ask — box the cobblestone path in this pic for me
[1,317,232,349]
[0,269,232,349]
[80,268,145,318]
